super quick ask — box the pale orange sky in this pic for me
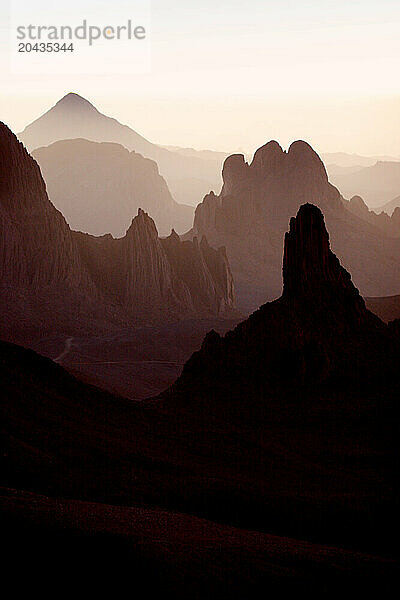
[1,0,399,156]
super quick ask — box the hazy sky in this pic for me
[1,0,400,156]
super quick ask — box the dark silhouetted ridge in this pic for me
[1,203,399,583]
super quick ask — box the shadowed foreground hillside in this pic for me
[1,204,399,594]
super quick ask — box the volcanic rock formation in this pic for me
[180,204,388,391]
[193,140,400,311]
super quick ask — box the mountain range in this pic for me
[376,194,400,216]
[328,160,400,207]
[2,203,398,593]
[33,138,194,237]
[322,151,400,168]
[18,93,224,206]
[0,122,236,349]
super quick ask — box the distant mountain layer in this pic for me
[322,151,400,168]
[376,194,400,216]
[0,121,236,347]
[18,93,223,206]
[192,140,400,312]
[33,138,194,237]
[328,160,400,207]
[345,195,400,237]
[162,145,230,162]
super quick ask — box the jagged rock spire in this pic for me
[283,204,353,295]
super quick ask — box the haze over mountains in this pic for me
[376,194,400,216]
[323,151,400,169]
[18,91,400,228]
[2,204,398,593]
[193,140,400,311]
[18,93,224,206]
[2,91,400,591]
[33,138,194,237]
[328,160,400,207]
[0,122,236,345]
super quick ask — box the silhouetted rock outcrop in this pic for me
[193,140,400,311]
[33,139,194,237]
[181,204,387,390]
[283,205,363,307]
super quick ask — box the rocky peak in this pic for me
[54,92,98,113]
[349,195,369,213]
[125,208,159,240]
[287,140,328,181]
[221,154,249,196]
[166,228,181,244]
[250,140,285,174]
[282,204,366,317]
[391,206,400,221]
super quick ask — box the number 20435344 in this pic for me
[18,43,74,52]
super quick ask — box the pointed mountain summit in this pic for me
[53,92,98,111]
[283,204,363,306]
[18,93,224,205]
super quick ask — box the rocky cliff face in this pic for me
[75,209,235,321]
[33,139,194,237]
[0,122,99,341]
[0,122,236,343]
[161,230,235,316]
[0,122,88,291]
[193,140,400,312]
